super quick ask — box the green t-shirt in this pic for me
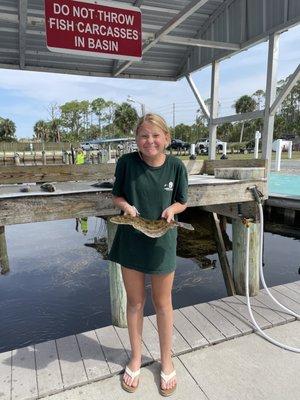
[108,152,188,274]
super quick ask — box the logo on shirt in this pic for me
[164,181,174,191]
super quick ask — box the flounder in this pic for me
[110,215,194,238]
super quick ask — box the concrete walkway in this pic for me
[43,321,300,400]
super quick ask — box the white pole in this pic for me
[288,141,292,159]
[254,131,261,159]
[275,139,282,172]
[222,142,227,156]
[190,143,195,156]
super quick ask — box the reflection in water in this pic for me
[177,208,231,270]
[0,211,299,353]
[75,217,89,235]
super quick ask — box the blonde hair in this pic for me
[135,113,171,139]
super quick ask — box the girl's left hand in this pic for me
[161,207,175,223]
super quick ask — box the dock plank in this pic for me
[114,325,153,365]
[11,346,38,400]
[273,284,300,305]
[261,287,300,315]
[173,309,208,349]
[254,291,295,323]
[35,340,63,397]
[0,350,11,400]
[285,282,300,295]
[180,306,226,344]
[76,330,110,381]
[148,314,191,355]
[209,299,253,334]
[194,302,242,339]
[221,296,272,329]
[236,294,287,326]
[95,325,128,373]
[56,335,87,389]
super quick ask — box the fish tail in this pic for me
[176,222,194,231]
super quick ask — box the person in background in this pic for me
[75,148,85,165]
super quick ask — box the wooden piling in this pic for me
[107,220,127,327]
[232,219,260,296]
[0,226,9,274]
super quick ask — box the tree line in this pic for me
[0,75,299,144]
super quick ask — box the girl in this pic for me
[108,113,188,396]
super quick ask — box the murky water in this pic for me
[0,215,299,353]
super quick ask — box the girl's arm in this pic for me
[113,196,138,217]
[161,202,187,223]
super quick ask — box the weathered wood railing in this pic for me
[0,159,268,326]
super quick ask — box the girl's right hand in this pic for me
[123,204,138,217]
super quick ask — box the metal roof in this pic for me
[0,0,300,81]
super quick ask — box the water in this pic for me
[269,173,300,196]
[0,217,299,353]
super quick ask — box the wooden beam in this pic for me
[160,35,240,50]
[0,192,116,226]
[211,213,236,296]
[0,179,267,226]
[213,110,264,125]
[0,164,115,184]
[187,180,267,207]
[203,159,267,175]
[203,201,260,221]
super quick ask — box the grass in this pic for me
[177,151,300,161]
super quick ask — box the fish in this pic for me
[110,215,194,238]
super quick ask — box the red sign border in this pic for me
[45,0,142,62]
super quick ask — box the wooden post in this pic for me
[232,219,260,296]
[0,226,9,274]
[42,150,47,165]
[107,220,127,327]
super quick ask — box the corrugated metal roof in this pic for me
[0,0,299,81]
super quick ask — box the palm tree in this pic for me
[0,118,16,141]
[33,120,49,142]
[234,95,257,142]
[113,103,138,136]
[91,98,107,132]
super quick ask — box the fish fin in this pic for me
[176,222,194,231]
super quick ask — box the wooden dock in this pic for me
[1,281,299,400]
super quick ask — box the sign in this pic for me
[44,0,142,61]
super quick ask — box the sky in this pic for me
[0,24,300,139]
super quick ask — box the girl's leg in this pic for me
[151,272,176,391]
[121,266,146,388]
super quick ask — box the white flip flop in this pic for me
[121,365,141,393]
[159,369,177,397]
